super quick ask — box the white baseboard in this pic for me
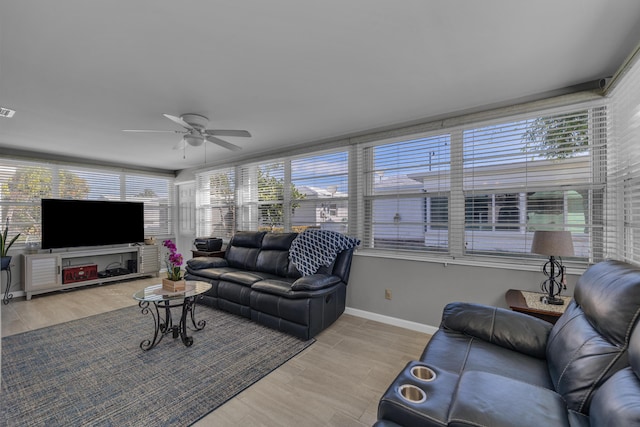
[344,307,439,335]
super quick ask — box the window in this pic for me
[361,134,451,252]
[291,151,349,233]
[0,159,174,246]
[461,108,605,259]
[355,104,606,263]
[195,167,236,239]
[609,54,640,264]
[234,150,349,233]
[125,174,172,236]
[237,161,286,231]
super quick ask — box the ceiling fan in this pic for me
[123,113,251,151]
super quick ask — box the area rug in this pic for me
[1,305,314,426]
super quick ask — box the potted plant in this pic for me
[162,239,185,291]
[1,218,21,270]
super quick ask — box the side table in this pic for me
[505,289,571,324]
[133,281,212,351]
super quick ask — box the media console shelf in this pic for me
[23,244,160,300]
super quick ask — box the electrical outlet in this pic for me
[385,289,392,300]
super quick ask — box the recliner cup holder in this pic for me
[410,365,436,382]
[398,384,426,404]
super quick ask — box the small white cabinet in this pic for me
[139,244,160,275]
[23,245,160,300]
[24,254,61,292]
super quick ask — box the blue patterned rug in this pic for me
[1,305,314,426]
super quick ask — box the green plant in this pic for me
[1,218,21,257]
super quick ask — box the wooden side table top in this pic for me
[505,289,571,324]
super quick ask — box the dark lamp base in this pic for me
[540,295,565,305]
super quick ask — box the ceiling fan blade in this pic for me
[163,114,195,130]
[123,129,184,133]
[205,136,242,151]
[205,129,252,138]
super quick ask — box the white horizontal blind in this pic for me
[60,167,121,200]
[0,159,47,244]
[461,107,606,261]
[237,160,285,231]
[360,134,451,253]
[609,55,640,264]
[125,173,174,236]
[195,167,236,239]
[0,159,174,246]
[290,150,349,234]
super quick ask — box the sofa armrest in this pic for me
[291,274,342,291]
[441,302,552,359]
[186,256,229,269]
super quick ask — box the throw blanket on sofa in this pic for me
[289,229,360,276]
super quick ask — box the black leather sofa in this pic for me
[376,260,640,426]
[185,231,355,340]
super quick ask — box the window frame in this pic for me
[354,101,607,266]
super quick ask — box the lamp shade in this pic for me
[531,230,575,257]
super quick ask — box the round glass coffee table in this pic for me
[133,281,212,351]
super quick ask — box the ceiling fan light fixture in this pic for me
[183,134,205,147]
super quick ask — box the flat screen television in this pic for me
[41,199,145,249]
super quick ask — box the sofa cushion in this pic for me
[449,371,570,427]
[226,231,266,270]
[186,267,236,280]
[421,329,553,389]
[187,256,229,269]
[441,302,552,359]
[252,279,311,299]
[291,274,341,291]
[219,271,265,286]
[546,260,640,414]
[255,233,296,276]
[589,325,640,425]
[574,260,640,347]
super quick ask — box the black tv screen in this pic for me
[41,199,144,249]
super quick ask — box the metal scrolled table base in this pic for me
[138,294,207,351]
[2,266,12,305]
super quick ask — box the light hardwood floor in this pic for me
[1,278,431,426]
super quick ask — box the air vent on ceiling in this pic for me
[0,107,16,118]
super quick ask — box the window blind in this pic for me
[237,160,286,231]
[195,167,236,239]
[233,150,350,233]
[290,150,349,233]
[125,173,173,236]
[360,134,451,253]
[0,159,174,246]
[353,104,606,262]
[609,55,640,264]
[461,107,607,262]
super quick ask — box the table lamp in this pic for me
[531,230,574,305]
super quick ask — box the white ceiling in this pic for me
[2,1,640,172]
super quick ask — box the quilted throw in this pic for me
[289,229,360,276]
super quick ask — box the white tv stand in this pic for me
[23,244,160,300]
